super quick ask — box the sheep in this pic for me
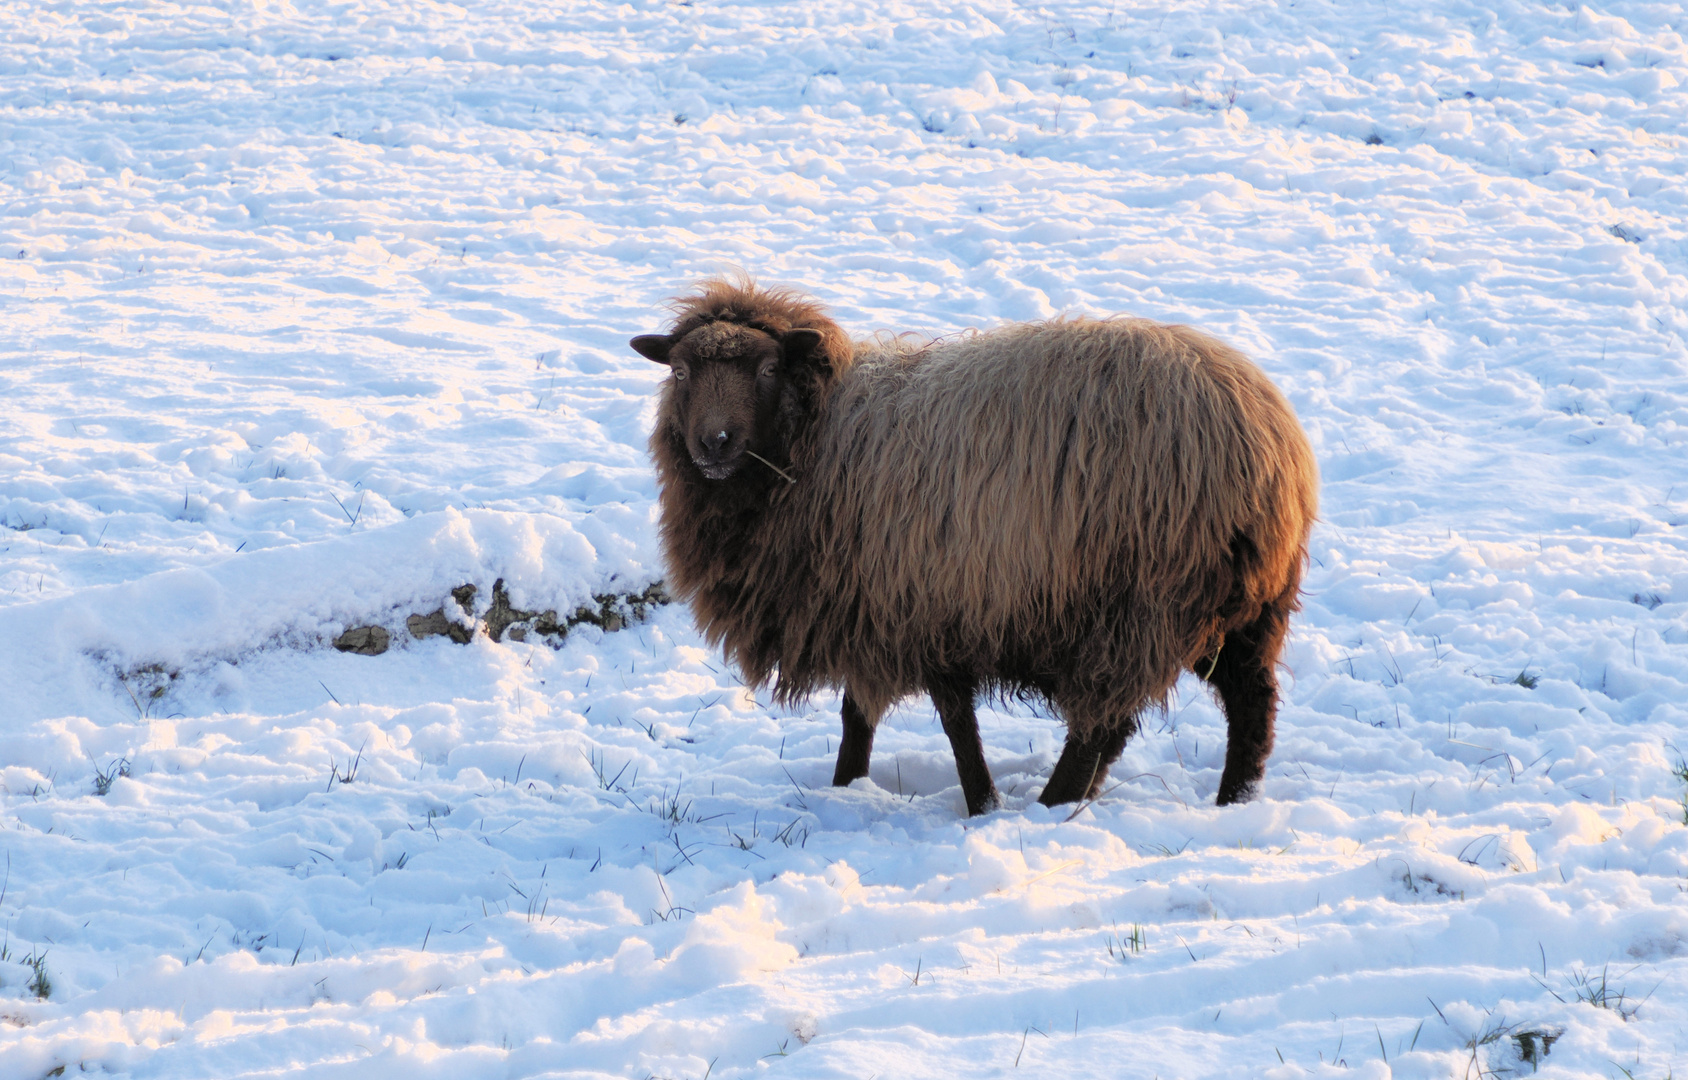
[630,278,1318,816]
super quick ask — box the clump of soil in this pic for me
[403,584,480,645]
[333,580,669,656]
[332,626,391,655]
[484,578,670,643]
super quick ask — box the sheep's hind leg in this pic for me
[1039,722,1134,807]
[832,690,879,787]
[928,671,1001,816]
[1202,601,1292,806]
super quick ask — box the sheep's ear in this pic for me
[630,335,674,364]
[781,328,826,368]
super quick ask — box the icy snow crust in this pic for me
[2,0,1686,1075]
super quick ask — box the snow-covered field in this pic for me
[3,0,1687,1075]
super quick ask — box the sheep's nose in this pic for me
[700,429,731,458]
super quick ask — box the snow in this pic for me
[2,0,1686,1076]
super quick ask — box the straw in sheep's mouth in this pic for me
[743,450,797,484]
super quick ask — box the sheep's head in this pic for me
[632,320,825,481]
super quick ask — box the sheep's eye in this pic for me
[673,369,688,381]
[758,365,776,379]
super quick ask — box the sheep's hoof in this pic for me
[967,789,1004,816]
[1215,777,1263,806]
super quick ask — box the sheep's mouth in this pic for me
[694,457,741,480]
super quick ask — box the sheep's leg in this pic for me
[927,672,1001,816]
[1039,722,1133,806]
[832,690,878,787]
[1203,601,1292,805]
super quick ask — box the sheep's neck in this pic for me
[655,429,818,687]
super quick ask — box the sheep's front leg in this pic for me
[832,690,878,787]
[928,671,1002,816]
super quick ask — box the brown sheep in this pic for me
[630,278,1317,816]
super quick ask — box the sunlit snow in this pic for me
[2,1,1686,1077]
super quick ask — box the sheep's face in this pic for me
[632,322,823,481]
